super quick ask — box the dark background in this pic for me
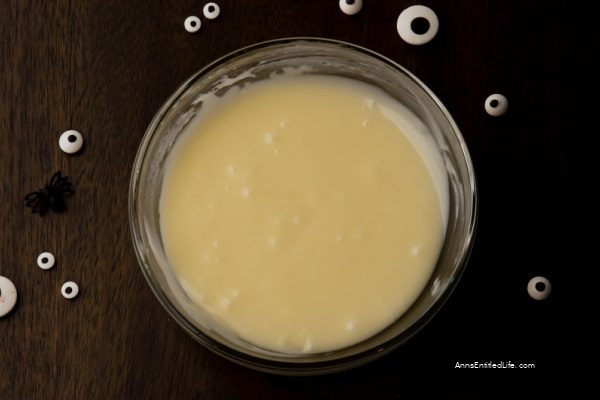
[0,0,592,398]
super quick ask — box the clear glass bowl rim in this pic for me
[129,37,478,375]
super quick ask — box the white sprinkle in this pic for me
[291,216,301,225]
[362,120,369,127]
[219,297,230,310]
[303,338,313,352]
[226,165,236,176]
[411,244,423,256]
[274,148,281,155]
[364,98,375,108]
[346,320,355,331]
[336,234,344,242]
[61,281,79,300]
[241,187,252,198]
[263,132,274,144]
[224,185,230,191]
[184,16,201,33]
[212,240,220,248]
[279,120,288,128]
[203,2,220,20]
[267,236,278,247]
[230,289,240,298]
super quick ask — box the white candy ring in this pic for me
[339,0,363,15]
[37,252,55,270]
[184,16,201,33]
[61,281,79,300]
[203,3,221,20]
[0,276,17,317]
[485,94,509,116]
[527,276,551,301]
[397,5,439,45]
[59,130,84,154]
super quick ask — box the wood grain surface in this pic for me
[1,0,591,398]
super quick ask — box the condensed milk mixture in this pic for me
[160,74,447,353]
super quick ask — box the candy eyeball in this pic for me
[61,281,79,300]
[485,94,509,116]
[0,276,18,317]
[59,130,84,154]
[37,252,55,270]
[184,16,201,33]
[203,3,220,20]
[527,276,551,301]
[339,0,363,16]
[397,5,439,45]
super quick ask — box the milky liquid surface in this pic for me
[160,75,447,353]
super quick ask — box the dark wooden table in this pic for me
[1,0,589,398]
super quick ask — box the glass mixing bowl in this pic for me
[129,38,477,375]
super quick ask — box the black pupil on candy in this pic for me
[41,257,48,263]
[68,135,77,143]
[191,20,197,26]
[535,282,546,292]
[346,0,355,4]
[65,286,73,294]
[208,5,215,12]
[490,99,499,108]
[411,17,430,35]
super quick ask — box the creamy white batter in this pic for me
[160,74,447,354]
